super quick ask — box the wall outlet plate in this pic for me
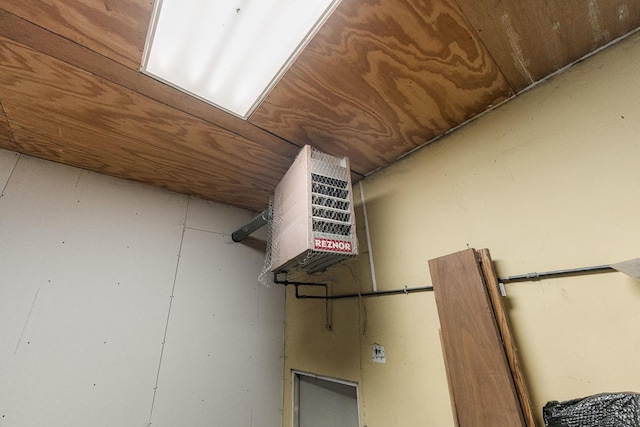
[372,344,386,364]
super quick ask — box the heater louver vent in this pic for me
[312,207,351,223]
[311,173,348,189]
[311,195,349,211]
[312,220,352,236]
[311,182,349,199]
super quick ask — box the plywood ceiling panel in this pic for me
[250,0,514,174]
[0,9,298,158]
[1,0,151,69]
[0,36,291,211]
[454,0,640,90]
[0,0,638,211]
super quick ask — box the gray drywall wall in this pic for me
[0,150,284,427]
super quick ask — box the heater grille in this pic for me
[311,173,352,236]
[268,145,358,274]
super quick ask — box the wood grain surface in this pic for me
[0,100,17,150]
[0,0,637,210]
[454,0,640,90]
[477,249,536,427]
[0,36,291,210]
[429,249,525,426]
[1,0,152,69]
[250,0,513,175]
[0,9,301,161]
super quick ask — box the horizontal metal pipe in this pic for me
[275,279,328,287]
[295,285,433,300]
[499,265,614,283]
[274,273,433,300]
[231,209,270,242]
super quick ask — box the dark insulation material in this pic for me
[543,392,640,427]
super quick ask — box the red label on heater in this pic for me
[314,238,353,253]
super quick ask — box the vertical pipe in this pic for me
[359,181,377,292]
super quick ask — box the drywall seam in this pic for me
[147,197,190,424]
[0,152,19,198]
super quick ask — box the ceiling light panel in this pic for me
[142,0,340,118]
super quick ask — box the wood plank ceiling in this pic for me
[0,0,638,212]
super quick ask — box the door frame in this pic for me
[292,370,361,427]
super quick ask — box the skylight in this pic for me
[142,0,341,119]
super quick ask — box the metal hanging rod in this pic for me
[498,265,614,283]
[498,258,640,284]
[231,209,270,242]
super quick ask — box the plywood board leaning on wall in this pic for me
[477,248,536,427]
[429,248,529,426]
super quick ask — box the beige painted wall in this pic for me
[283,31,640,426]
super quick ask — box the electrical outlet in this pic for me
[372,344,386,364]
